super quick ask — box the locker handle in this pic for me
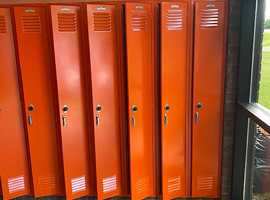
[28,115,33,126]
[164,114,168,126]
[195,112,199,124]
[62,115,66,127]
[131,115,135,127]
[96,115,100,126]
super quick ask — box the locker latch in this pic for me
[195,102,202,124]
[131,105,137,127]
[28,104,34,126]
[28,115,33,126]
[164,114,168,126]
[195,112,199,124]
[62,115,66,127]
[131,115,135,127]
[164,104,170,126]
[62,105,68,127]
[96,105,101,126]
[96,115,100,126]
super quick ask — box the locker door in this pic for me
[125,3,154,200]
[0,8,31,199]
[50,5,93,199]
[192,1,226,197]
[86,4,122,200]
[161,2,188,199]
[14,7,63,197]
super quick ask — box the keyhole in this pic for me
[96,104,102,112]
[28,104,34,112]
[165,104,170,112]
[63,105,68,113]
[132,105,138,113]
[196,102,202,110]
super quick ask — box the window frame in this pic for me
[231,0,270,199]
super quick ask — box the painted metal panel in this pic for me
[14,6,63,197]
[161,2,188,199]
[50,5,93,199]
[0,7,31,200]
[192,1,226,197]
[86,4,122,200]
[125,3,155,200]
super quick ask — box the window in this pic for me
[252,125,270,199]
[258,1,270,110]
[232,0,270,199]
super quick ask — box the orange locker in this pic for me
[50,5,95,199]
[14,6,63,197]
[0,7,31,200]
[161,1,191,199]
[125,3,158,200]
[86,3,128,200]
[192,1,227,198]
[0,182,2,198]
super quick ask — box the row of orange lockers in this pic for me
[0,1,227,200]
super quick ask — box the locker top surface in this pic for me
[0,0,141,4]
[0,0,228,5]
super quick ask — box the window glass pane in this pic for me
[258,0,270,110]
[252,125,270,199]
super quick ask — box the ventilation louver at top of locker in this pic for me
[131,11,148,31]
[93,12,111,32]
[0,16,7,33]
[167,10,183,30]
[58,13,76,32]
[201,9,219,28]
[22,15,41,33]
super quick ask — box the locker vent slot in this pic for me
[0,16,7,33]
[131,11,148,31]
[93,12,111,32]
[201,9,219,28]
[135,176,149,194]
[38,175,56,191]
[102,176,117,193]
[57,13,77,32]
[167,10,183,30]
[8,176,25,194]
[22,15,41,33]
[197,176,214,190]
[168,176,181,193]
[71,176,86,193]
